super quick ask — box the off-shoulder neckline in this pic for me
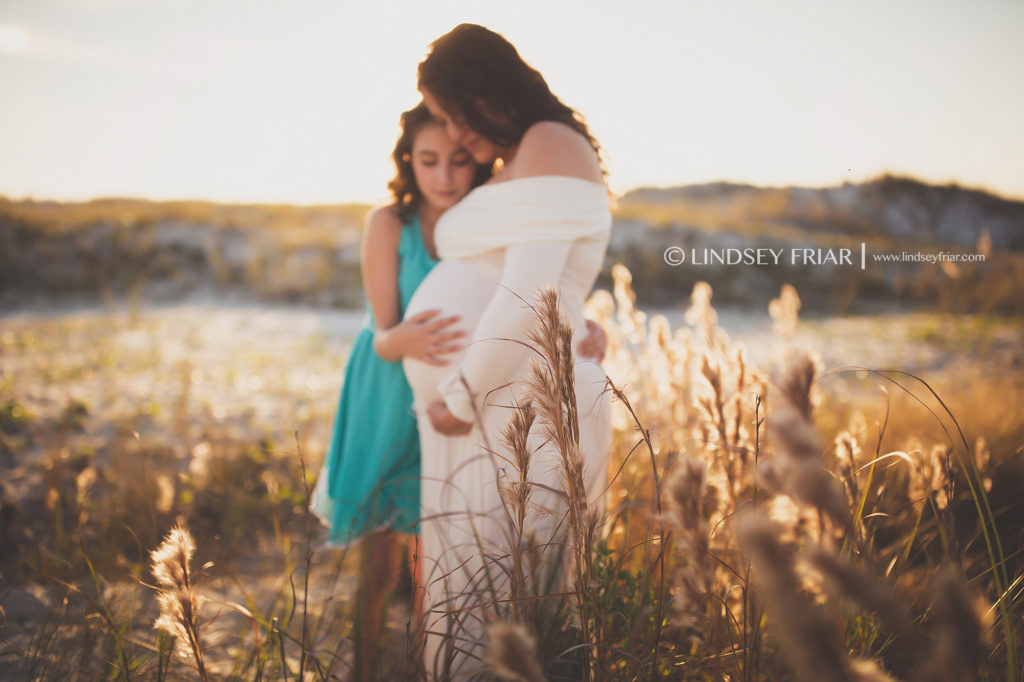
[474,174,607,193]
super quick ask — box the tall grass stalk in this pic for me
[294,430,314,681]
[525,286,599,681]
[149,524,209,681]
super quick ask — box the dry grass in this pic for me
[580,266,1021,681]
[150,525,209,680]
[1,264,1021,680]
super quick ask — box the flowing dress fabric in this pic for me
[311,215,437,547]
[402,176,613,679]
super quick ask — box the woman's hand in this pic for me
[427,401,473,436]
[576,318,607,363]
[373,309,466,365]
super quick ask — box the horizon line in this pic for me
[2,172,1022,207]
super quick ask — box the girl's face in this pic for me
[420,88,502,166]
[411,121,477,210]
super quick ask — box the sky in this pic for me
[1,0,1022,205]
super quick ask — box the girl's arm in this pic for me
[361,206,403,335]
[577,319,607,362]
[363,207,465,365]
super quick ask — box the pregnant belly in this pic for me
[403,259,497,410]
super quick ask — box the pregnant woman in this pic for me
[310,102,488,682]
[402,24,613,679]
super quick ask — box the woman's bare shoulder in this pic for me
[513,121,602,181]
[521,120,584,143]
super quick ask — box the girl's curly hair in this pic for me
[387,102,493,223]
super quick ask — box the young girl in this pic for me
[311,102,488,682]
[312,103,485,547]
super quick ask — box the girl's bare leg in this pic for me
[354,529,399,682]
[407,533,426,674]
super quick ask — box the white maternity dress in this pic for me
[402,175,613,679]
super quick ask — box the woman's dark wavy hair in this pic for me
[418,24,605,174]
[387,102,493,223]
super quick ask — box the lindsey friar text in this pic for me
[663,246,861,268]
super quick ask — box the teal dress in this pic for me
[312,215,437,546]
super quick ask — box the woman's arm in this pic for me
[428,123,605,433]
[436,238,573,424]
[428,263,605,434]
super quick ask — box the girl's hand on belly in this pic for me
[427,401,473,435]
[373,309,466,365]
[577,318,608,363]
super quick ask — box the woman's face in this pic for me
[420,88,501,166]
[411,122,477,210]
